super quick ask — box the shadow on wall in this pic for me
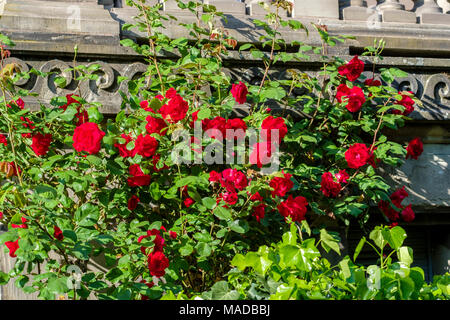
[380,144,450,209]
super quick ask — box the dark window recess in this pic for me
[347,225,450,283]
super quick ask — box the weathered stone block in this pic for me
[293,0,339,19]
[420,12,450,25]
[383,144,450,208]
[206,0,246,15]
[382,9,417,23]
[343,6,379,21]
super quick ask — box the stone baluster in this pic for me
[204,0,246,15]
[343,0,380,21]
[248,0,271,16]
[293,0,340,19]
[413,0,450,24]
[247,0,289,16]
[437,0,450,13]
[377,0,417,22]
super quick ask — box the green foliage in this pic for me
[0,2,441,301]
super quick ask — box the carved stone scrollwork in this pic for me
[393,74,420,96]
[3,57,30,87]
[80,61,116,103]
[39,60,73,99]
[424,74,450,106]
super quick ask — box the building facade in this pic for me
[0,0,449,299]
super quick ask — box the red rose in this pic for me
[146,115,167,136]
[114,134,135,158]
[5,239,19,258]
[221,168,248,192]
[406,137,423,160]
[203,116,227,140]
[209,170,222,183]
[250,192,263,202]
[159,90,189,123]
[31,133,52,156]
[335,169,349,183]
[169,231,177,240]
[190,110,200,128]
[336,84,366,112]
[151,154,168,172]
[230,81,248,104]
[165,88,177,99]
[401,204,415,222]
[221,192,238,205]
[364,78,382,87]
[393,93,415,116]
[72,122,105,155]
[252,203,266,223]
[378,200,400,221]
[249,141,273,168]
[320,172,341,198]
[277,195,308,223]
[134,134,158,158]
[261,116,288,143]
[0,212,3,220]
[128,195,140,211]
[0,134,7,146]
[184,198,195,208]
[269,171,293,198]
[127,164,151,187]
[138,229,165,255]
[147,251,169,278]
[338,55,364,82]
[225,118,247,140]
[345,143,370,169]
[54,226,64,241]
[11,217,27,229]
[390,186,408,208]
[181,186,196,208]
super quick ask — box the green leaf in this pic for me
[202,197,216,210]
[369,227,386,250]
[196,242,212,257]
[353,236,366,261]
[87,106,104,123]
[196,108,211,120]
[210,281,240,300]
[397,246,413,265]
[0,271,10,285]
[229,220,248,234]
[320,229,341,255]
[213,206,232,221]
[73,242,92,260]
[47,277,69,295]
[381,226,406,250]
[239,43,252,51]
[180,244,194,256]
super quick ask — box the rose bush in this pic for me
[0,0,442,300]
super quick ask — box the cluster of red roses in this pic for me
[209,168,249,206]
[337,56,415,116]
[378,186,415,224]
[208,168,308,224]
[250,115,288,168]
[137,226,176,282]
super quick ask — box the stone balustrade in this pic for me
[102,0,450,24]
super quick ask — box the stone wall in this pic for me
[0,0,449,299]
